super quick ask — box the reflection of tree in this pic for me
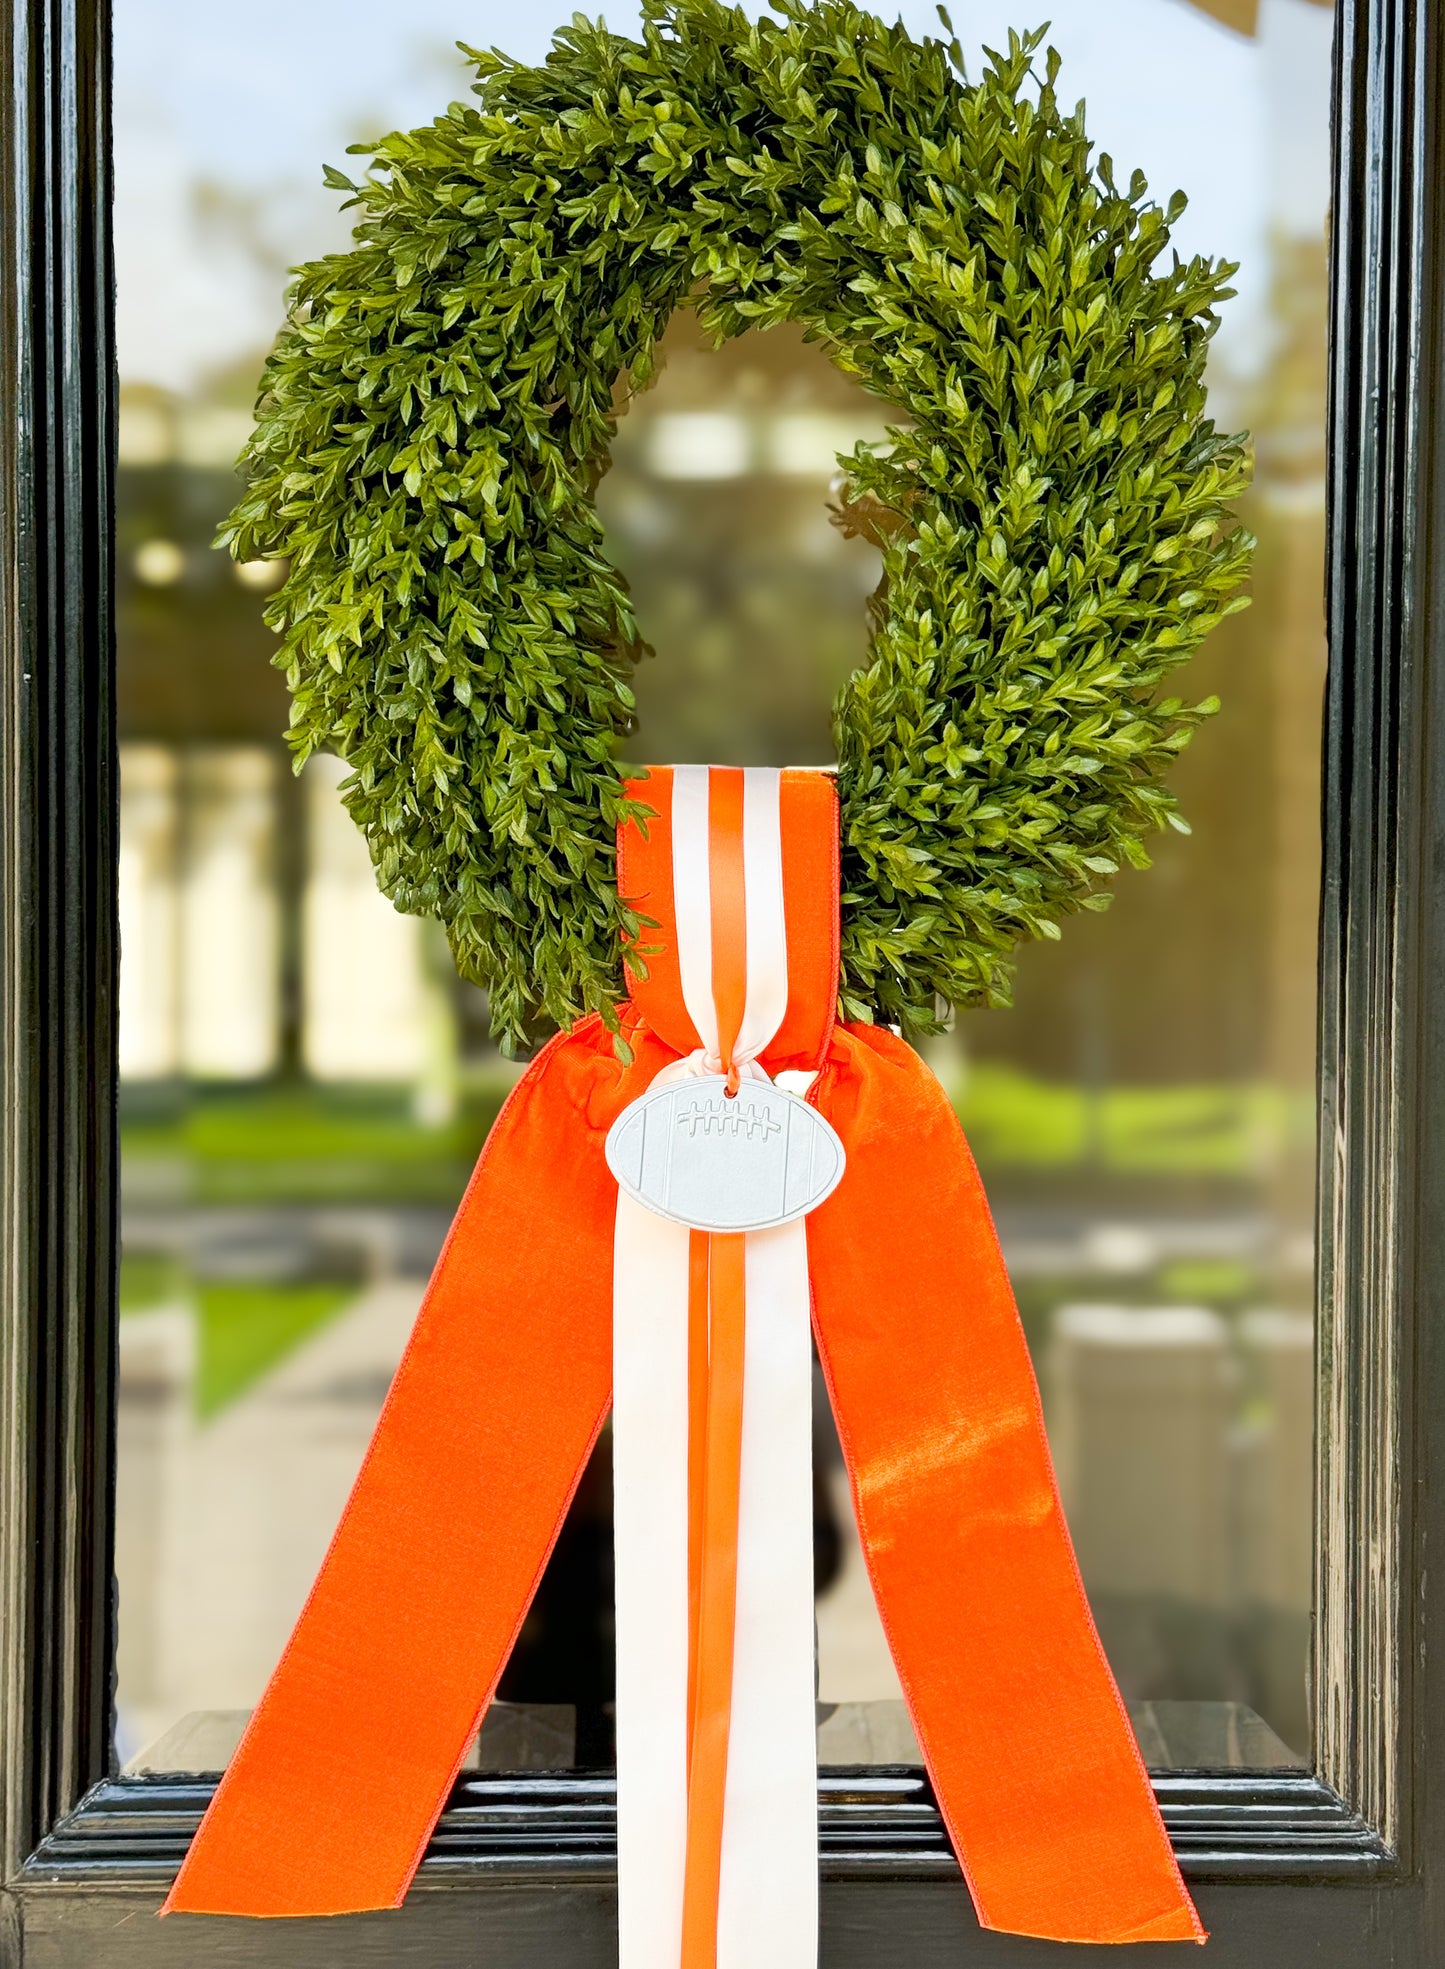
[190,178,320,290]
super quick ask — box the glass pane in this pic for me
[114,0,1329,1777]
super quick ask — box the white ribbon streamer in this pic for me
[718,1220,818,1967]
[613,767,819,1968]
[613,1191,691,1965]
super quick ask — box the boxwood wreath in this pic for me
[220,0,1253,1056]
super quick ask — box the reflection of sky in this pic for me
[116,0,1332,389]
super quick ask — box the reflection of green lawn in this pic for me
[118,1269,354,1420]
[118,1251,184,1309]
[194,1281,353,1419]
[955,1065,1311,1176]
[120,1079,511,1203]
[115,1069,1311,1411]
[119,1067,1313,1207]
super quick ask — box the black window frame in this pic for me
[3,0,1444,1961]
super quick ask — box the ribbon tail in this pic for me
[164,1015,667,1918]
[719,1225,818,1969]
[613,1208,817,1969]
[809,1024,1205,1947]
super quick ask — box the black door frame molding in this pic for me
[3,0,1444,1962]
[0,0,116,1905]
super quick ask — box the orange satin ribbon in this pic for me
[681,768,751,1967]
[164,766,1203,1948]
[681,1230,746,1969]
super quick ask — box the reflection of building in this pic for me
[302,756,436,1085]
[1048,1305,1236,1619]
[118,745,280,1080]
[117,367,465,1093]
[117,747,181,1078]
[117,743,444,1089]
[1253,236,1329,1103]
[115,332,891,1085]
[117,375,290,747]
[960,231,1328,1107]
[112,4,1333,1761]
[1044,1299,1312,1757]
[600,313,889,769]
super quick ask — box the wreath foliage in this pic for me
[222,0,1252,1055]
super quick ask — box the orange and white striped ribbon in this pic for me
[613,765,820,1969]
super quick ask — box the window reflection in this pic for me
[115,0,1330,1775]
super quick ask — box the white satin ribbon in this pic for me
[613,766,819,1969]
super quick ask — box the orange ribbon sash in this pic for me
[164,765,1202,1949]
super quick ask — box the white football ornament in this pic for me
[604,1075,846,1234]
